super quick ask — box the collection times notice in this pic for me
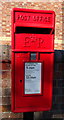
[25,62,41,94]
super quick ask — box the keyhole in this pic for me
[20,80,22,82]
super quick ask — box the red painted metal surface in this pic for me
[11,8,55,112]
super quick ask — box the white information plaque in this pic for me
[24,62,41,94]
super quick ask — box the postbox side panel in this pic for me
[14,52,54,112]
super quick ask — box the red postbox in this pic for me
[11,8,55,112]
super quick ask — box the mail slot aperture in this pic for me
[15,27,53,34]
[11,8,55,112]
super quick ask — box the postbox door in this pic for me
[14,52,54,112]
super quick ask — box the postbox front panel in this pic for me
[12,8,55,112]
[15,34,54,51]
[15,12,53,24]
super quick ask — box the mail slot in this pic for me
[11,8,55,112]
